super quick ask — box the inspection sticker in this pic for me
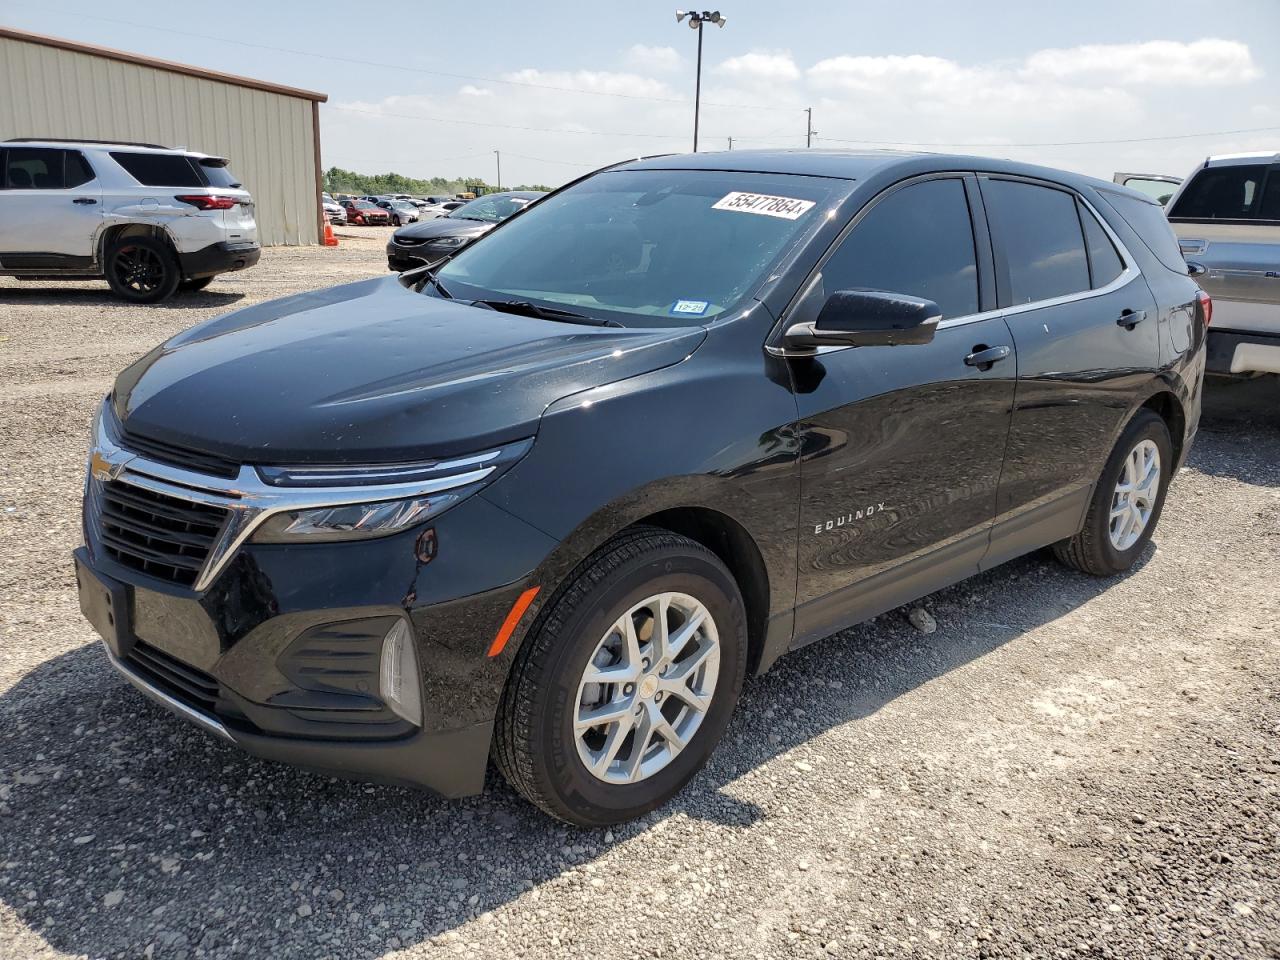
[671,299,710,316]
[711,191,815,220]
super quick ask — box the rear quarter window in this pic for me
[1099,189,1187,274]
[199,162,242,189]
[110,152,204,187]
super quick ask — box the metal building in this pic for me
[0,27,327,245]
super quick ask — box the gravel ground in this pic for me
[1,237,1277,960]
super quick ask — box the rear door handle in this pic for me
[73,197,97,205]
[1117,309,1147,329]
[964,344,1011,369]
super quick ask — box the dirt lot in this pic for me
[1,236,1277,960]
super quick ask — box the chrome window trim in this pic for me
[765,174,1145,357]
[88,407,505,592]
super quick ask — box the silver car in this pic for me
[1162,153,1280,377]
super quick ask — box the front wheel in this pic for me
[494,528,748,826]
[105,236,180,303]
[1053,409,1173,576]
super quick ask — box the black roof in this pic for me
[615,148,1133,199]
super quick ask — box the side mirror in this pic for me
[784,289,941,349]
[1186,260,1207,277]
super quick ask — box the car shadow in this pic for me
[0,548,1149,958]
[1189,376,1280,486]
[0,286,245,309]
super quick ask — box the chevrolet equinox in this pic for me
[75,150,1207,825]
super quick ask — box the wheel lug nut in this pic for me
[623,683,634,695]
[659,664,668,676]
[641,658,650,670]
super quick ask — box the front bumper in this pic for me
[75,449,559,796]
[1207,328,1280,376]
[177,241,261,280]
[386,240,443,272]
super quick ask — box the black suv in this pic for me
[75,150,1206,826]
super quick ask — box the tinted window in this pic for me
[65,151,95,189]
[5,148,65,189]
[1101,190,1187,274]
[1168,165,1266,220]
[821,178,978,319]
[1260,171,1280,220]
[110,152,203,187]
[984,179,1088,305]
[1079,201,1124,288]
[198,161,242,188]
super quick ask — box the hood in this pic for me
[112,276,705,465]
[393,217,492,242]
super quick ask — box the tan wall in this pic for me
[0,36,319,245]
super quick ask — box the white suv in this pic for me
[0,139,260,302]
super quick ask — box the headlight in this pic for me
[248,439,531,544]
[250,490,465,543]
[433,236,467,247]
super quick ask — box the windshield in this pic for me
[448,195,535,222]
[434,170,842,325]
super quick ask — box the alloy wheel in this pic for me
[1109,438,1161,551]
[111,245,165,294]
[574,592,720,784]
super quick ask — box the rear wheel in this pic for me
[179,276,215,293]
[105,236,179,303]
[494,528,747,826]
[1053,409,1172,576]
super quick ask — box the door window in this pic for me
[820,178,979,319]
[1259,169,1280,220]
[1078,201,1124,289]
[65,151,96,189]
[4,148,67,189]
[984,179,1089,305]
[1168,165,1267,220]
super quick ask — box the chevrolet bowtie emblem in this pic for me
[90,450,127,482]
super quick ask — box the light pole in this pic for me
[494,150,501,191]
[675,10,727,152]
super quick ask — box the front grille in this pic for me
[98,480,227,586]
[119,429,240,479]
[395,237,426,247]
[127,640,220,713]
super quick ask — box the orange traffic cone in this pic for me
[323,221,338,247]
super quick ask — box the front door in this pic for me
[0,147,101,268]
[786,175,1016,648]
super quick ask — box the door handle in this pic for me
[73,197,97,205]
[1117,309,1147,329]
[963,344,1011,369]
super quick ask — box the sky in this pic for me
[2,0,1278,188]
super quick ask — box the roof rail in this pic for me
[4,137,172,149]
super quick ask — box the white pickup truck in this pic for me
[1119,154,1280,378]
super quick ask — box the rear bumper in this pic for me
[178,241,261,280]
[1207,328,1280,375]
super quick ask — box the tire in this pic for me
[1052,409,1173,576]
[105,236,180,303]
[179,276,215,293]
[494,527,748,826]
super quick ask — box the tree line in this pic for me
[323,166,552,196]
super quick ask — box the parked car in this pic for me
[377,199,420,226]
[322,195,347,225]
[1113,172,1182,206]
[340,198,390,225]
[0,138,260,302]
[386,191,544,271]
[1162,152,1279,378]
[74,150,1204,825]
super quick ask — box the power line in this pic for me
[35,8,799,113]
[818,124,1280,149]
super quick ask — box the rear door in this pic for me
[0,147,101,267]
[980,175,1160,568]
[1168,162,1280,335]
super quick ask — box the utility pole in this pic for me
[727,136,733,150]
[676,11,727,153]
[494,150,501,191]
[806,108,814,148]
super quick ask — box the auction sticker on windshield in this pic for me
[712,192,815,220]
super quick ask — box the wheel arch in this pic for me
[95,221,179,266]
[1138,388,1187,468]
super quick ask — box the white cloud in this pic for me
[625,44,682,72]
[459,85,493,97]
[716,51,800,83]
[1024,39,1260,86]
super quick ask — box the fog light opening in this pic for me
[379,620,423,726]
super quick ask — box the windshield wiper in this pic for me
[469,299,621,327]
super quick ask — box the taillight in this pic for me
[1196,289,1213,327]
[175,195,239,210]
